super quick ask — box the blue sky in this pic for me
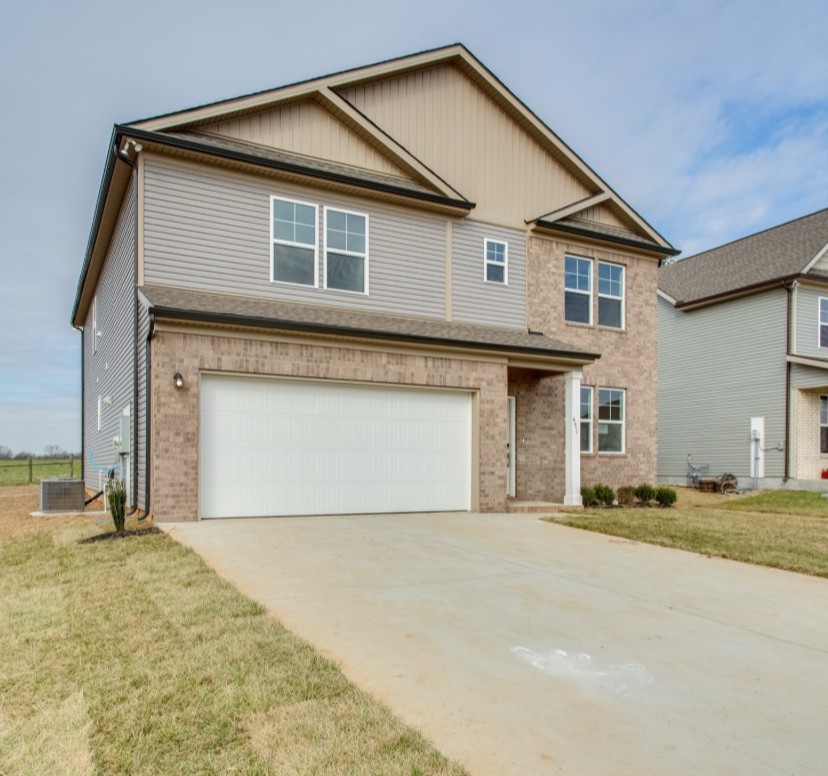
[0,0,826,453]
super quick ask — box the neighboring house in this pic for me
[658,208,828,489]
[72,44,677,521]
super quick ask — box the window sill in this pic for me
[270,279,318,289]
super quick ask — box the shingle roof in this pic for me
[659,208,828,306]
[139,285,598,363]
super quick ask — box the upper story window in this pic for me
[580,386,593,453]
[598,262,625,329]
[820,298,828,348]
[271,197,318,287]
[325,207,368,294]
[598,388,625,453]
[484,239,508,284]
[565,255,592,324]
[821,396,828,454]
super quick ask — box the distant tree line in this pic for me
[0,445,81,460]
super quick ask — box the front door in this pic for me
[507,396,516,497]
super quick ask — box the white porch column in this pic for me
[563,370,583,506]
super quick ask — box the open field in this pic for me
[0,459,80,486]
[548,488,828,578]
[0,485,466,775]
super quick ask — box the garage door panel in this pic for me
[200,376,471,518]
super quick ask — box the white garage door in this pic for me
[199,375,472,518]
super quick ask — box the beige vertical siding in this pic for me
[451,220,526,328]
[340,64,593,227]
[207,100,405,178]
[142,156,448,319]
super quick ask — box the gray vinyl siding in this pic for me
[793,285,828,359]
[82,178,137,496]
[143,157,446,319]
[451,220,526,328]
[136,298,150,509]
[657,290,788,480]
[790,363,828,391]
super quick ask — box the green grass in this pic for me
[0,521,466,775]
[548,489,828,578]
[0,459,80,486]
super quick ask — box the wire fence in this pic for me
[0,457,79,486]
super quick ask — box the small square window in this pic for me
[484,239,508,284]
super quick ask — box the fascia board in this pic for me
[314,87,466,201]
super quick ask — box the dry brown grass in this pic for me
[0,487,467,775]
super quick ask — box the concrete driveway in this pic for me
[162,512,828,775]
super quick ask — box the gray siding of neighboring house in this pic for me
[83,178,137,498]
[143,156,454,321]
[451,220,526,327]
[658,290,788,481]
[794,284,828,359]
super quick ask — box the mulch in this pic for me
[80,526,162,544]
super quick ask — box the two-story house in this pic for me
[72,45,677,521]
[658,208,828,489]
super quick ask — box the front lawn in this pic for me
[0,485,466,775]
[547,488,828,578]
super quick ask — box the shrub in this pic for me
[580,485,598,507]
[634,484,656,504]
[594,484,616,506]
[655,486,677,508]
[108,478,127,532]
[617,486,636,506]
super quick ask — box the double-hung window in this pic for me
[325,207,368,293]
[565,255,592,324]
[598,262,624,329]
[820,298,828,348]
[580,386,593,453]
[598,388,625,453]
[484,239,508,284]
[821,396,828,454]
[272,197,318,286]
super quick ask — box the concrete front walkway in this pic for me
[161,513,828,776]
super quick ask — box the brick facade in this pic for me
[151,327,509,520]
[526,235,659,490]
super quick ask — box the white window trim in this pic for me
[565,254,593,325]
[818,297,828,349]
[483,238,508,285]
[598,261,625,330]
[598,387,625,455]
[270,196,319,288]
[323,206,369,295]
[580,385,593,454]
[821,395,828,455]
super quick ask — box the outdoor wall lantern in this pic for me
[173,373,185,389]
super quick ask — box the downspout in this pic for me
[138,311,155,520]
[783,280,796,481]
[114,139,141,514]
